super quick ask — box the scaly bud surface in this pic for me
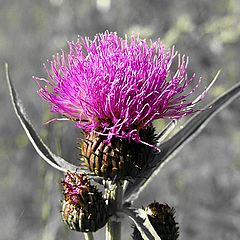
[133,202,179,240]
[62,172,109,232]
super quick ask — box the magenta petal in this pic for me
[35,31,204,143]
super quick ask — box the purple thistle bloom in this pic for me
[35,31,204,144]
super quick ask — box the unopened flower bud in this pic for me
[133,202,179,240]
[61,172,109,232]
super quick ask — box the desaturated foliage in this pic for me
[0,0,240,240]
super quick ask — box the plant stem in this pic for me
[84,232,94,240]
[105,181,123,240]
[106,219,121,240]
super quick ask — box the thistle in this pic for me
[132,202,179,240]
[6,29,240,240]
[35,31,204,179]
[62,172,109,232]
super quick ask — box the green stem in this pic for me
[84,232,94,240]
[105,181,123,240]
[106,219,121,240]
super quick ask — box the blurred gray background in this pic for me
[0,0,240,239]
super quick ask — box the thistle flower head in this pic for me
[36,31,203,143]
[133,202,179,240]
[62,172,109,232]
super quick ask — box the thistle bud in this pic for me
[133,202,179,240]
[81,125,157,180]
[61,172,109,232]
